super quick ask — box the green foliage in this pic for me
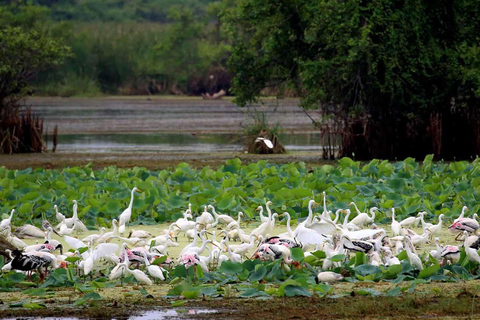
[225,0,480,160]
[3,157,480,225]
[0,26,71,106]
[0,1,232,96]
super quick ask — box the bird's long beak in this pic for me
[137,189,143,193]
[52,228,61,237]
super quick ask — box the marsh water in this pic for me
[4,308,217,320]
[28,97,339,154]
[43,132,329,153]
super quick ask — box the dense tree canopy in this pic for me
[0,1,232,96]
[225,0,480,160]
[0,27,70,110]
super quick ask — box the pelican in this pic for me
[14,224,45,239]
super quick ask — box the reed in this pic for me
[0,108,46,154]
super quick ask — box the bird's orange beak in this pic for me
[293,261,301,270]
[137,189,143,193]
[59,261,67,269]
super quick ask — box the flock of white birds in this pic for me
[1,187,479,285]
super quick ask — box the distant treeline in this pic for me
[0,0,232,96]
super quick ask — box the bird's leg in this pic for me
[455,233,463,241]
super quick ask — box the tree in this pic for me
[225,0,480,160]
[0,27,71,109]
[0,26,71,153]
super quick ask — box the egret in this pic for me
[255,137,274,149]
[141,252,165,282]
[316,271,343,284]
[391,208,402,236]
[118,187,141,235]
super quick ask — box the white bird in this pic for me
[399,216,417,228]
[341,234,374,253]
[227,233,257,256]
[257,205,269,224]
[54,205,65,225]
[316,271,343,284]
[410,230,430,247]
[196,206,214,230]
[109,244,129,281]
[128,229,152,239]
[391,208,402,236]
[255,137,274,149]
[70,201,88,234]
[220,231,242,263]
[304,200,336,234]
[426,214,445,236]
[454,206,470,222]
[463,230,480,264]
[348,203,377,227]
[59,217,78,236]
[117,236,147,247]
[64,200,78,228]
[82,228,106,243]
[14,224,45,239]
[0,209,15,230]
[429,237,443,261]
[82,243,119,275]
[123,265,152,285]
[208,205,235,225]
[141,252,165,282]
[405,236,423,270]
[293,204,330,247]
[96,219,120,243]
[251,213,278,238]
[118,187,140,235]
[417,211,433,230]
[44,227,62,252]
[382,248,401,266]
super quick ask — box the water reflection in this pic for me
[44,132,335,153]
[3,308,217,320]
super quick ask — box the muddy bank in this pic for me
[27,97,318,135]
[0,151,331,170]
[0,286,477,319]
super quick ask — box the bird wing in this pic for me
[346,228,385,240]
[255,137,274,149]
[64,235,86,249]
[306,221,336,235]
[92,243,119,261]
[263,139,274,149]
[294,226,327,245]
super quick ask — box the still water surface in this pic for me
[44,132,331,153]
